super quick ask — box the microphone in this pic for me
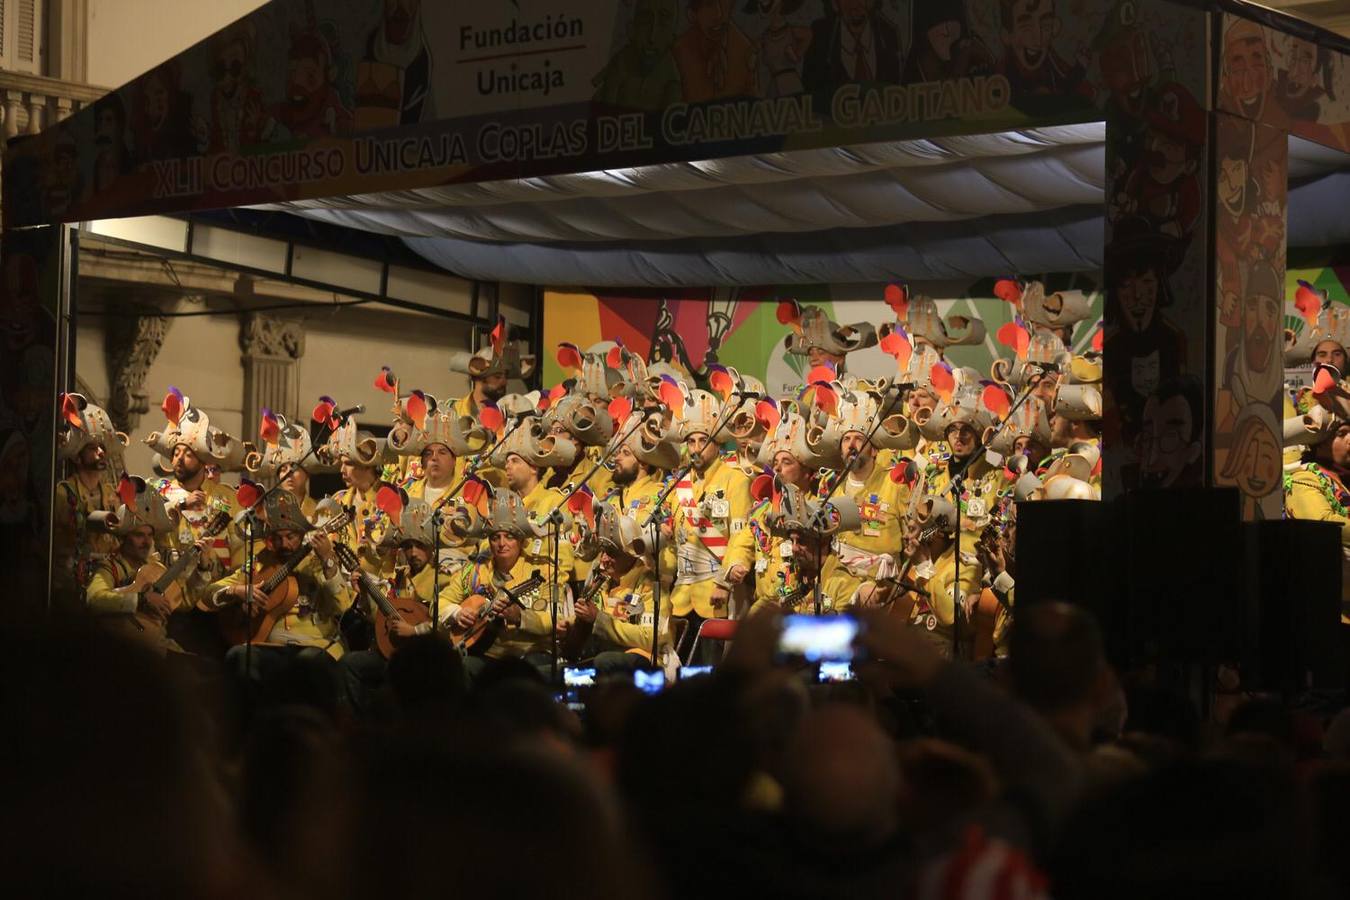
[335,404,365,419]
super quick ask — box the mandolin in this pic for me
[215,507,352,646]
[332,542,430,659]
[449,570,545,656]
[560,572,610,661]
[114,510,233,631]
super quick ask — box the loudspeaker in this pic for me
[1242,520,1345,691]
[1014,498,1123,664]
[1122,488,1242,665]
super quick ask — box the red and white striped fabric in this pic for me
[675,476,727,561]
[915,827,1050,900]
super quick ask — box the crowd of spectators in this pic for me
[5,603,1348,899]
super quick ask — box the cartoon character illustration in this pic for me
[1218,259,1283,433]
[1218,404,1282,519]
[673,0,759,102]
[41,131,83,219]
[801,0,902,93]
[902,1,993,84]
[206,20,271,153]
[275,1,353,140]
[1274,35,1332,123]
[1113,83,1203,240]
[995,0,1089,102]
[133,61,198,160]
[1135,374,1203,489]
[359,0,434,129]
[746,0,812,98]
[593,0,684,110]
[1103,217,1187,444]
[90,94,135,195]
[1219,17,1286,129]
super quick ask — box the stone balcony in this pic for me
[0,68,107,205]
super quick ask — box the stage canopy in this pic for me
[270,127,1350,285]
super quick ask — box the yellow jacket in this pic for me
[591,561,671,654]
[85,552,183,651]
[1285,463,1350,623]
[208,548,353,657]
[669,456,755,618]
[154,477,243,580]
[520,480,576,579]
[55,476,121,560]
[333,482,397,575]
[436,554,557,659]
[815,461,911,606]
[908,535,985,641]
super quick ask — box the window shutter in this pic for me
[1,0,44,74]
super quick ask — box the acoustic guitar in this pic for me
[332,542,431,659]
[115,510,232,631]
[560,572,610,661]
[449,570,545,656]
[215,507,352,646]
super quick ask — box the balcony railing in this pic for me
[0,69,107,210]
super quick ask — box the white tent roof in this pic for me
[269,126,1350,286]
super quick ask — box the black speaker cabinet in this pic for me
[1242,520,1345,691]
[1014,498,1122,664]
[1122,488,1243,665]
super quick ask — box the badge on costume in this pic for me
[755,557,768,574]
[710,499,730,518]
[925,614,938,632]
[779,542,794,558]
[530,538,543,555]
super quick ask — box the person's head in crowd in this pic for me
[239,706,353,899]
[4,624,237,899]
[278,460,310,500]
[780,704,903,850]
[340,454,379,492]
[346,739,644,900]
[503,450,542,495]
[896,738,998,852]
[386,633,468,719]
[472,679,581,754]
[1008,602,1116,751]
[171,441,206,488]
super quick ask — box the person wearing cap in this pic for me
[436,489,560,677]
[387,389,488,527]
[247,412,319,519]
[208,493,351,691]
[85,479,199,653]
[566,505,671,673]
[817,386,917,610]
[784,304,878,374]
[323,417,397,576]
[446,331,536,420]
[902,496,985,658]
[761,481,864,615]
[923,383,1004,524]
[489,418,578,580]
[668,389,755,651]
[54,395,125,593]
[144,392,245,584]
[746,408,831,614]
[541,390,618,584]
[340,499,458,714]
[1284,403,1350,626]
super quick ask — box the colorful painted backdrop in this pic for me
[542,276,1104,391]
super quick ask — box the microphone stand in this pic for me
[941,367,1048,662]
[431,508,442,633]
[637,391,746,664]
[539,412,650,681]
[642,462,691,664]
[808,385,908,617]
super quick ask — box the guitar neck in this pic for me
[261,545,313,593]
[153,516,229,592]
[333,544,397,618]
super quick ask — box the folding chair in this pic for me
[686,617,738,665]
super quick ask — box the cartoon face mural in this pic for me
[1137,375,1203,489]
[1219,408,1282,505]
